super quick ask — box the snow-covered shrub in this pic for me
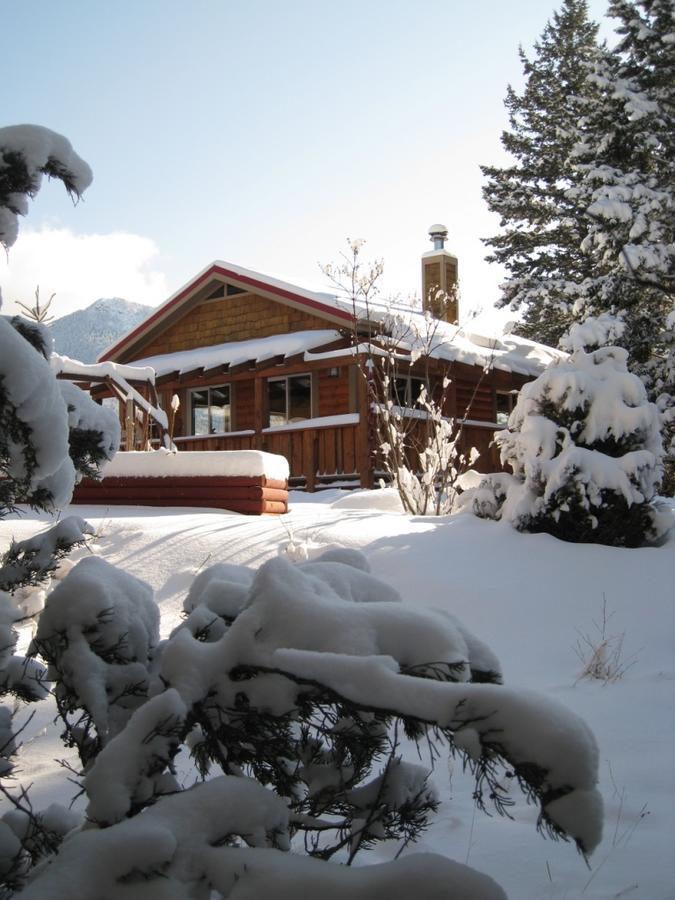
[0,126,125,893]
[29,556,159,767]
[0,797,81,896]
[473,344,667,546]
[0,127,114,588]
[14,777,508,900]
[0,317,76,517]
[0,125,92,251]
[0,517,94,594]
[59,380,120,482]
[0,126,101,518]
[0,591,48,708]
[14,549,604,899]
[0,318,119,519]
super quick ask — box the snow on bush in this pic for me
[0,516,95,595]
[0,317,76,515]
[0,587,49,710]
[30,556,159,760]
[0,524,91,719]
[560,312,626,353]
[467,344,669,547]
[58,381,120,481]
[0,328,118,516]
[14,777,507,900]
[0,125,92,250]
[1,125,103,516]
[8,547,605,898]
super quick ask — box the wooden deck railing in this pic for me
[175,431,256,453]
[174,419,362,490]
[157,415,499,491]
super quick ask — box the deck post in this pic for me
[304,429,316,492]
[253,376,264,451]
[125,398,135,451]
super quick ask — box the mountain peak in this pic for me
[50,297,153,363]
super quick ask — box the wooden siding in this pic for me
[138,293,329,359]
[454,379,495,422]
[234,380,256,431]
[317,367,352,417]
[460,423,502,472]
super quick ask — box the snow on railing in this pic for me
[51,354,169,433]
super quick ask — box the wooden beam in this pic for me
[104,376,129,405]
[283,351,306,366]
[229,359,257,376]
[256,354,285,372]
[179,367,204,383]
[155,371,180,387]
[304,336,353,355]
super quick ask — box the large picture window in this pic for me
[190,385,231,435]
[268,374,312,426]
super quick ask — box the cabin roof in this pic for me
[99,260,355,362]
[100,259,565,378]
[133,329,344,379]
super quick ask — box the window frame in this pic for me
[495,389,518,426]
[189,383,233,436]
[389,373,429,409]
[267,373,313,426]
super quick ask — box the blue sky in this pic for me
[2,0,612,324]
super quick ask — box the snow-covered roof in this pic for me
[99,261,354,362]
[132,321,562,381]
[101,259,564,378]
[397,320,565,377]
[133,330,343,377]
[329,286,565,375]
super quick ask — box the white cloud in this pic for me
[0,227,169,318]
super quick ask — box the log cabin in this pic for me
[98,227,562,490]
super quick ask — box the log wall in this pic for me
[72,474,288,515]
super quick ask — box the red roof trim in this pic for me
[100,263,354,362]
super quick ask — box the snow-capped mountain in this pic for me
[49,297,152,363]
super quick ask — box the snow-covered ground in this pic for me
[2,490,673,899]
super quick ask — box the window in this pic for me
[190,385,231,435]
[495,390,518,426]
[268,374,312,426]
[390,374,428,408]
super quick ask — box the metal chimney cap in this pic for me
[428,224,449,250]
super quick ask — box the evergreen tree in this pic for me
[470,319,668,547]
[566,0,675,472]
[481,0,603,346]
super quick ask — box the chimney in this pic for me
[421,224,458,324]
